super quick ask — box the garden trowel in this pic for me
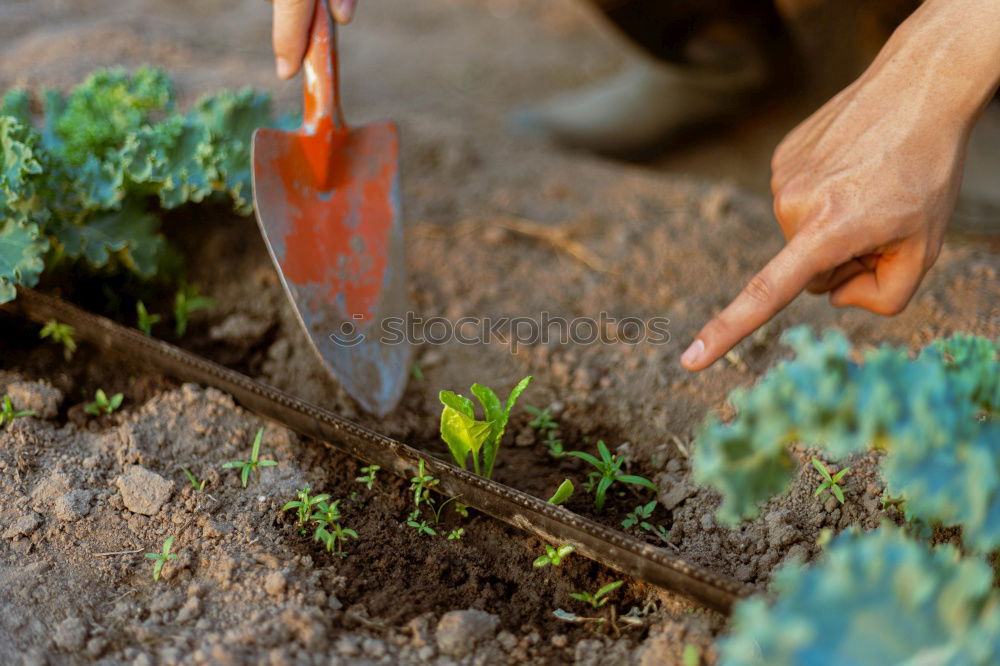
[251,0,410,416]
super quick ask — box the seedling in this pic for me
[409,459,439,508]
[622,502,672,542]
[310,499,343,526]
[315,521,358,557]
[812,457,850,504]
[547,479,575,506]
[0,396,34,426]
[84,389,124,416]
[567,440,657,511]
[181,467,207,492]
[411,361,424,383]
[173,283,215,337]
[533,544,575,567]
[439,376,532,478]
[407,517,436,537]
[283,486,330,526]
[454,502,470,518]
[570,580,624,609]
[145,536,178,582]
[447,528,465,541]
[431,496,464,525]
[526,404,566,458]
[136,301,161,336]
[222,427,278,488]
[40,319,77,360]
[355,465,380,490]
[545,431,566,459]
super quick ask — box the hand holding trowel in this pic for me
[253,0,411,416]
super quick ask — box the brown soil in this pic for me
[0,0,998,664]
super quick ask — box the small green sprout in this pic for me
[409,459,439,508]
[439,376,532,478]
[431,496,464,524]
[315,521,358,557]
[181,467,207,492]
[570,580,624,609]
[174,283,215,338]
[622,500,656,530]
[533,544,575,567]
[40,319,77,360]
[0,396,35,426]
[283,486,331,526]
[136,301,161,336]
[567,440,657,512]
[812,457,850,504]
[411,361,424,382]
[545,431,566,459]
[222,427,278,488]
[454,502,470,518]
[547,479,575,506]
[447,528,465,540]
[526,404,566,458]
[407,516,436,537]
[84,389,124,416]
[145,536,179,582]
[355,465,380,490]
[310,499,343,526]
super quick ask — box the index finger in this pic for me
[680,236,824,371]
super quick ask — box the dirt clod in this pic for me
[53,489,93,522]
[435,609,501,658]
[6,380,62,419]
[115,465,173,515]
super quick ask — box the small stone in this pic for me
[264,571,287,598]
[6,381,62,419]
[115,466,174,516]
[551,634,568,649]
[209,313,272,346]
[335,636,361,657]
[3,512,41,539]
[699,513,714,531]
[362,638,386,658]
[53,490,93,522]
[659,482,695,511]
[435,610,500,658]
[496,631,518,652]
[53,617,87,651]
[327,595,343,611]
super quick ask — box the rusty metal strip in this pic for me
[3,287,751,613]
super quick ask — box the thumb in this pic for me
[829,243,926,315]
[681,236,824,371]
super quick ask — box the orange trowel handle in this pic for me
[302,0,347,135]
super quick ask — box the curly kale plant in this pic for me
[693,328,999,550]
[0,67,275,302]
[719,525,1000,666]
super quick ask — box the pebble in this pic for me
[263,571,287,598]
[115,465,174,515]
[2,512,41,539]
[53,489,93,522]
[435,610,500,658]
[53,617,87,651]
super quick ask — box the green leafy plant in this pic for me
[409,459,439,509]
[181,467,207,492]
[39,319,76,360]
[454,502,470,519]
[222,427,277,488]
[719,525,1000,666]
[355,465,380,491]
[0,68,276,303]
[439,376,532,478]
[533,544,575,568]
[407,513,436,537]
[84,388,123,416]
[314,521,358,557]
[447,528,465,541]
[173,283,214,337]
[136,300,161,336]
[526,404,565,458]
[570,580,624,610]
[811,458,850,505]
[547,479,574,506]
[0,395,34,426]
[567,440,657,512]
[145,536,178,582]
[283,485,330,527]
[622,500,670,541]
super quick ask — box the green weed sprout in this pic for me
[181,467,207,492]
[439,376,532,478]
[534,544,575,567]
[136,301,161,336]
[409,459,439,508]
[311,499,342,526]
[174,283,215,337]
[85,389,123,416]
[40,319,76,360]
[525,404,565,458]
[622,500,670,541]
[812,458,850,505]
[447,528,465,540]
[145,536,178,582]
[315,522,358,557]
[0,395,34,426]
[407,515,436,537]
[454,502,470,518]
[547,479,575,506]
[570,580,623,609]
[222,427,277,488]
[355,465,380,490]
[283,486,330,526]
[567,440,657,511]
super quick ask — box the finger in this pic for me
[805,257,870,294]
[829,245,926,315]
[331,0,358,23]
[273,0,315,79]
[681,236,826,371]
